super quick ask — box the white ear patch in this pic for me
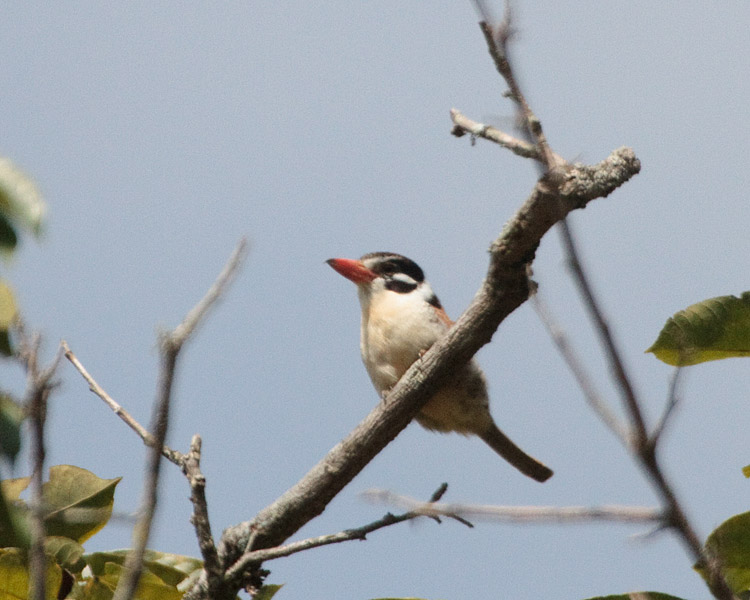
[392,272,416,286]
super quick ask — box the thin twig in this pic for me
[649,367,684,447]
[171,237,248,347]
[558,219,647,447]
[61,340,184,466]
[531,293,628,442]
[464,7,734,597]
[111,342,177,600]
[472,3,558,170]
[18,333,63,600]
[224,484,460,580]
[362,489,663,524]
[558,219,735,600]
[112,238,248,600]
[450,108,541,160]
[184,435,221,586]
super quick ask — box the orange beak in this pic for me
[326,258,376,284]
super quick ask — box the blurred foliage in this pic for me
[0,465,206,599]
[0,156,46,252]
[0,393,23,465]
[696,511,750,597]
[582,594,686,600]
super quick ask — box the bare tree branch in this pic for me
[472,8,734,594]
[171,237,249,347]
[649,367,684,447]
[111,238,248,600]
[450,108,541,160]
[184,11,644,600]
[363,489,664,525]
[185,149,640,599]
[557,218,735,600]
[531,293,628,442]
[225,484,459,582]
[17,332,63,600]
[472,4,558,170]
[183,435,221,588]
[62,341,183,466]
[558,220,647,445]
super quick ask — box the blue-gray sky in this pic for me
[2,2,749,599]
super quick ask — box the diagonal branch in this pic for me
[225,484,460,581]
[450,108,542,160]
[62,341,184,466]
[531,293,628,442]
[185,148,640,600]
[17,332,63,600]
[364,488,664,525]
[558,218,735,600]
[649,367,684,447]
[103,238,247,600]
[558,220,648,445]
[472,2,558,170]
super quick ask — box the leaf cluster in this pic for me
[0,465,219,600]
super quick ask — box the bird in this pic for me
[326,251,553,482]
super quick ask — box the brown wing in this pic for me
[432,305,453,328]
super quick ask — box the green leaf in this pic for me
[0,282,18,357]
[582,595,686,600]
[97,562,183,600]
[81,552,202,600]
[0,157,46,240]
[743,464,750,478]
[0,547,63,600]
[646,292,750,366]
[0,477,32,549]
[0,394,23,463]
[0,487,30,549]
[0,477,29,502]
[696,511,750,594]
[1,467,120,546]
[0,215,17,253]
[68,577,114,600]
[44,536,85,573]
[84,549,203,593]
[41,465,120,544]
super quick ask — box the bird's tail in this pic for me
[479,424,553,482]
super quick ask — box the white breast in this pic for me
[358,282,448,394]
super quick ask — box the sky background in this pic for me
[2,2,749,599]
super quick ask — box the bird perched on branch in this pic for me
[327,251,552,482]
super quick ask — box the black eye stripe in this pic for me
[385,279,417,294]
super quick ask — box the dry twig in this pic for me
[363,488,664,525]
[183,435,221,582]
[62,341,183,466]
[185,9,644,600]
[531,293,628,442]
[111,238,246,600]
[225,484,459,582]
[556,220,736,599]
[463,6,734,598]
[450,109,541,160]
[17,331,63,600]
